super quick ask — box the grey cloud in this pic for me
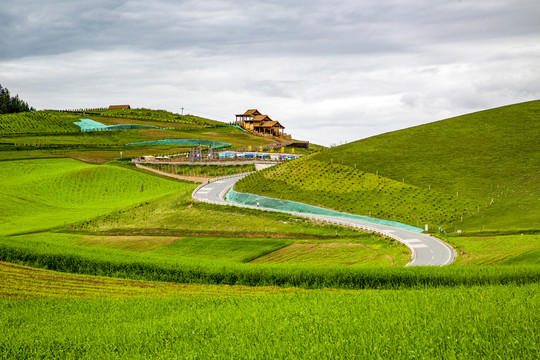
[3,0,539,61]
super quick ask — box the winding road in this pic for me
[192,174,456,266]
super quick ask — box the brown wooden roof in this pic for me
[243,109,261,116]
[109,105,131,110]
[251,114,272,122]
[258,121,284,129]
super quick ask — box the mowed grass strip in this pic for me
[449,234,540,265]
[77,235,179,252]
[252,241,408,267]
[66,233,293,263]
[0,261,302,299]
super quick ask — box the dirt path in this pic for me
[135,164,211,183]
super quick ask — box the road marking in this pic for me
[213,181,225,184]
[197,189,211,193]
[411,244,428,248]
[404,238,421,243]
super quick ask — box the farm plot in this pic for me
[0,261,299,299]
[0,111,81,134]
[1,283,538,359]
[251,241,409,267]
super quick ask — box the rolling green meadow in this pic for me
[1,106,539,358]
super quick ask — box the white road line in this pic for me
[404,238,422,243]
[213,181,225,184]
[411,244,428,248]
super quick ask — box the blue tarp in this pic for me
[74,118,161,132]
[226,188,424,232]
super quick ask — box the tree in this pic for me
[0,84,35,114]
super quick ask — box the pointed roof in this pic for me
[251,114,273,122]
[242,109,261,116]
[258,120,284,129]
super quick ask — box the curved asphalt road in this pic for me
[192,174,456,266]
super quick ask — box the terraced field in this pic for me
[237,159,476,229]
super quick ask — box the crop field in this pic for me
[83,108,222,127]
[251,241,409,266]
[0,261,300,299]
[1,283,538,358]
[448,234,540,265]
[2,232,539,290]
[236,159,477,230]
[0,111,81,135]
[0,158,185,234]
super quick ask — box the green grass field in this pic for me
[1,284,538,359]
[237,100,540,232]
[1,102,539,359]
[0,158,185,235]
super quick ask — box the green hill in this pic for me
[236,100,540,232]
[0,158,185,235]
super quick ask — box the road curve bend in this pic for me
[192,174,456,266]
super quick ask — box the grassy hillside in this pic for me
[0,158,185,235]
[0,108,285,163]
[237,100,540,232]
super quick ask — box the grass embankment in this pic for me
[1,284,538,358]
[0,158,184,235]
[237,100,540,232]
[144,163,256,178]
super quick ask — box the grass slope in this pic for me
[238,100,540,232]
[0,158,185,235]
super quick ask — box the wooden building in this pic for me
[109,105,131,110]
[235,109,288,138]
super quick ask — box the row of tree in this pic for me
[0,84,35,114]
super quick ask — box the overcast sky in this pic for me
[1,0,539,145]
